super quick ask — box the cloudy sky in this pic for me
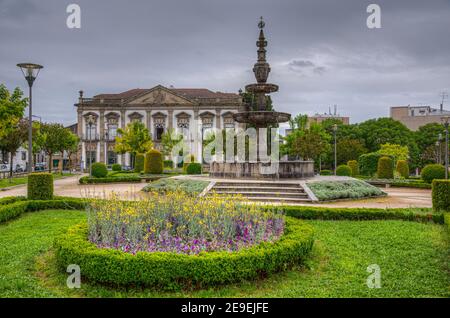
[1,0,449,126]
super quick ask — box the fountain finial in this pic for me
[258,16,265,29]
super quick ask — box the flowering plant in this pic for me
[87,191,284,255]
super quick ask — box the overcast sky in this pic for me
[1,0,449,126]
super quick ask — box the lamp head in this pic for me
[17,63,43,87]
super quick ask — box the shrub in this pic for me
[27,173,53,200]
[320,170,332,176]
[144,149,163,174]
[111,164,122,172]
[347,160,359,177]
[377,156,394,179]
[134,153,145,173]
[432,180,450,212]
[396,160,409,178]
[142,178,210,195]
[54,217,314,288]
[336,165,352,176]
[186,163,202,175]
[163,160,174,168]
[359,153,383,176]
[421,164,445,184]
[183,154,196,172]
[91,162,108,178]
[307,180,385,201]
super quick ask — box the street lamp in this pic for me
[441,116,450,179]
[17,63,43,173]
[437,133,443,164]
[86,114,96,176]
[332,124,338,176]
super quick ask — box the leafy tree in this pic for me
[0,84,28,139]
[114,121,153,157]
[283,123,331,161]
[56,129,79,173]
[335,139,367,165]
[377,143,409,164]
[35,123,72,172]
[0,120,28,178]
[415,123,447,166]
[161,128,185,159]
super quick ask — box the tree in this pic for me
[283,123,331,161]
[161,128,185,159]
[0,84,28,139]
[0,120,28,178]
[56,129,79,173]
[336,139,367,165]
[114,121,153,158]
[415,123,447,166]
[35,123,71,172]
[377,143,409,164]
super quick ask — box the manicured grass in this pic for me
[0,210,448,297]
[0,173,73,189]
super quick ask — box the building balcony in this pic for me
[81,133,100,141]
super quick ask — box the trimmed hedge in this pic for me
[421,164,445,184]
[320,170,332,176]
[336,165,352,176]
[54,217,314,289]
[396,160,409,179]
[27,173,54,200]
[111,164,122,172]
[79,176,141,184]
[347,160,359,177]
[377,156,393,179]
[144,150,163,174]
[274,205,443,224]
[134,153,145,173]
[186,163,202,175]
[359,153,384,176]
[0,197,86,224]
[91,162,108,178]
[432,180,450,212]
[163,160,174,168]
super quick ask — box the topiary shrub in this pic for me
[320,170,332,176]
[377,156,394,179]
[396,160,409,179]
[91,162,108,178]
[186,163,202,175]
[347,160,359,177]
[421,164,446,184]
[336,165,352,176]
[432,180,450,212]
[182,154,196,172]
[111,164,122,172]
[27,173,54,200]
[163,160,174,168]
[134,153,145,173]
[359,153,382,176]
[144,149,163,174]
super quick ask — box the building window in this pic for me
[156,127,164,141]
[21,152,26,161]
[86,124,97,140]
[107,151,117,165]
[85,151,96,167]
[108,124,118,140]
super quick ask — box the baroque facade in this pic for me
[75,85,244,169]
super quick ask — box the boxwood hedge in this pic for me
[432,179,450,212]
[53,217,314,289]
[79,176,141,184]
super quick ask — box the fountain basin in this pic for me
[233,111,291,126]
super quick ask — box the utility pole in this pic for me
[440,92,448,112]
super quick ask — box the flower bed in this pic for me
[54,216,314,288]
[307,180,385,201]
[142,178,210,195]
[87,192,284,254]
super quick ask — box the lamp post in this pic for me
[86,114,95,176]
[437,133,443,164]
[332,124,338,175]
[17,63,43,173]
[441,116,450,179]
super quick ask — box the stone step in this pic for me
[242,196,311,203]
[214,182,301,188]
[213,191,308,198]
[213,186,305,193]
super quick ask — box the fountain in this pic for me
[209,18,315,179]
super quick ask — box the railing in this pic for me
[0,168,60,180]
[81,133,101,141]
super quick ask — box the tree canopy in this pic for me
[0,84,28,139]
[114,121,153,155]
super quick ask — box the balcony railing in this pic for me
[82,133,100,141]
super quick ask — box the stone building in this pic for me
[390,105,450,131]
[75,85,243,169]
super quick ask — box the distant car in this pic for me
[14,164,25,173]
[0,164,8,172]
[121,165,133,171]
[34,163,47,172]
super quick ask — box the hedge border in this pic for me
[79,176,141,184]
[53,217,314,289]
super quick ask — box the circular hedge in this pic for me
[336,165,352,176]
[421,164,445,184]
[54,217,314,289]
[91,162,108,178]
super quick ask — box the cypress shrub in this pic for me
[359,153,382,176]
[144,149,163,174]
[186,163,202,175]
[134,153,145,173]
[91,162,108,178]
[432,180,450,212]
[112,164,122,172]
[377,156,394,179]
[421,164,445,184]
[396,160,409,179]
[336,165,352,176]
[347,160,359,176]
[28,173,54,200]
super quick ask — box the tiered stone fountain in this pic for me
[209,18,314,179]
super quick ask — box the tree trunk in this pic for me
[9,152,14,181]
[48,154,52,173]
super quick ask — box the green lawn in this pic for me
[0,210,448,298]
[0,173,73,189]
